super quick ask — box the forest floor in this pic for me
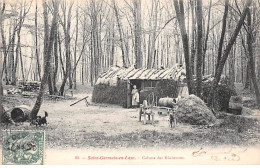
[1,83,260,150]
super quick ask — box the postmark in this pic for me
[2,130,44,165]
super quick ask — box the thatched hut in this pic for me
[92,64,187,108]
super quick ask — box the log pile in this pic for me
[19,81,41,92]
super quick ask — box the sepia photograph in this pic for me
[0,0,259,165]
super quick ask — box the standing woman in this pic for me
[131,85,139,108]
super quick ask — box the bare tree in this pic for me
[35,2,41,81]
[14,1,31,85]
[195,0,203,97]
[5,18,17,85]
[59,1,73,95]
[73,1,79,89]
[247,7,260,105]
[216,0,229,72]
[42,1,58,95]
[173,0,193,94]
[89,0,102,85]
[113,0,128,67]
[0,2,8,84]
[202,0,212,75]
[190,0,196,75]
[30,0,59,119]
[209,0,252,106]
[147,0,158,69]
[133,0,142,68]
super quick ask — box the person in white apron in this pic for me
[131,85,139,108]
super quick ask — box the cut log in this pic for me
[3,105,32,123]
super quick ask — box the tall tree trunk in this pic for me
[147,14,152,68]
[195,0,203,98]
[148,0,158,69]
[173,0,193,94]
[247,9,260,105]
[12,4,24,85]
[216,0,229,72]
[14,29,21,85]
[81,15,87,85]
[46,4,54,95]
[240,34,250,88]
[113,1,127,67]
[133,0,142,68]
[89,2,98,86]
[31,0,59,119]
[0,13,9,84]
[110,18,115,66]
[202,0,212,75]
[53,24,58,94]
[190,0,196,75]
[151,0,159,68]
[73,3,79,89]
[9,23,16,85]
[59,2,73,95]
[19,44,25,81]
[58,33,65,77]
[35,3,41,81]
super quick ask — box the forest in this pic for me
[0,0,260,153]
[0,0,260,112]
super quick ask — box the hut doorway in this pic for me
[130,79,142,91]
[126,79,142,108]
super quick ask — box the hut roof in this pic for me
[95,64,186,85]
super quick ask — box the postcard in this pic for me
[0,0,259,165]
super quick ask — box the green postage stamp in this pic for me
[2,130,45,165]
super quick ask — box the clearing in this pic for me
[1,83,260,150]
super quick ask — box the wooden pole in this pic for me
[70,96,89,106]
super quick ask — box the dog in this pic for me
[37,111,48,126]
[169,99,179,128]
[31,111,48,127]
[169,112,178,128]
[169,113,174,128]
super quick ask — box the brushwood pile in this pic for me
[176,94,216,125]
[92,80,128,107]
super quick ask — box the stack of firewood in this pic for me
[18,81,41,92]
